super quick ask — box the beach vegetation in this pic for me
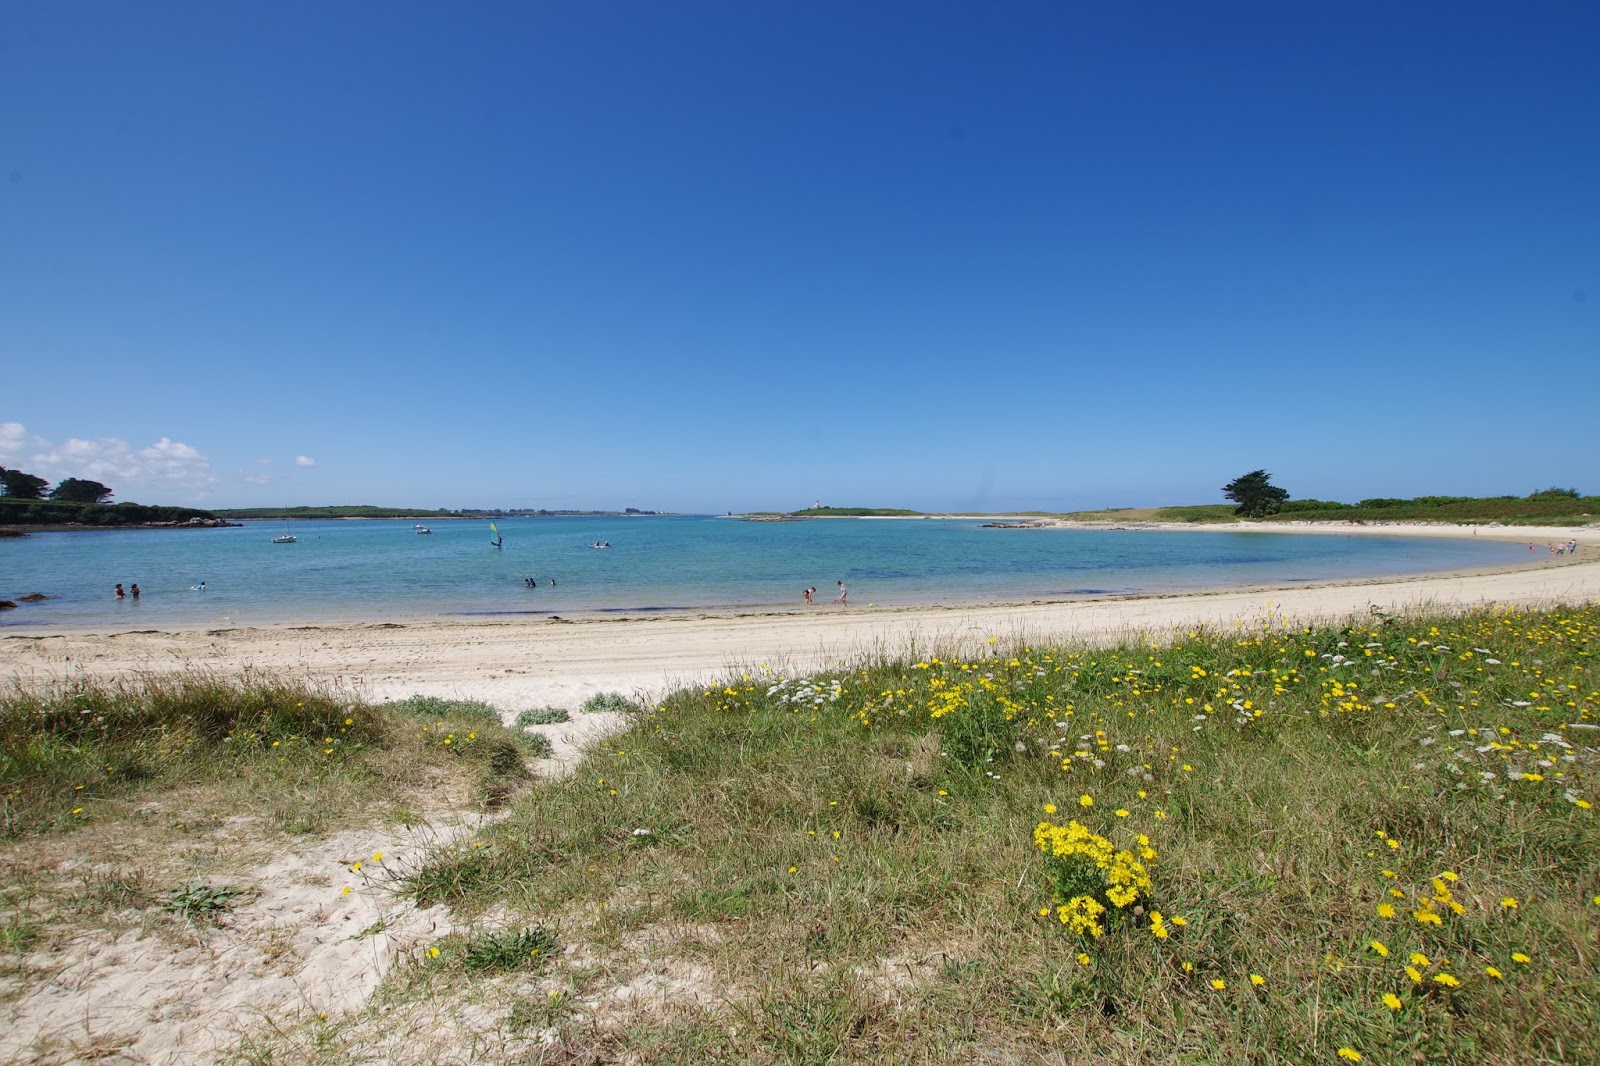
[0,675,539,839]
[1222,468,1290,517]
[581,691,639,715]
[1066,489,1595,527]
[6,607,1596,1062]
[375,602,1597,1064]
[514,707,570,727]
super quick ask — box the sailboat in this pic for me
[271,520,296,544]
[489,522,503,548]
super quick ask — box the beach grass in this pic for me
[364,601,1596,1064]
[0,673,538,839]
[4,607,1596,1063]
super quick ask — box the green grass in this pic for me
[580,692,637,715]
[1060,492,1596,526]
[389,602,1597,1064]
[515,707,571,726]
[0,676,539,838]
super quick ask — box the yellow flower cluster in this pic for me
[1034,815,1154,934]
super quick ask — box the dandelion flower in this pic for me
[1370,940,1390,957]
[1210,978,1226,990]
[1433,973,1460,987]
[1405,966,1422,983]
[1485,966,1503,979]
[1337,1049,1362,1062]
[1076,953,1090,965]
[1511,952,1531,964]
[1409,952,1430,966]
[1383,992,1403,1010]
[1043,803,1057,814]
[1250,973,1265,987]
[1079,794,1094,808]
[1500,897,1518,909]
[1376,903,1396,918]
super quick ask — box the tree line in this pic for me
[0,467,115,503]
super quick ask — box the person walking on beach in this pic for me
[834,580,848,605]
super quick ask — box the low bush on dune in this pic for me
[0,675,545,837]
[403,603,1597,1064]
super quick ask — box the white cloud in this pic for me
[0,421,34,463]
[243,473,271,486]
[295,455,316,468]
[3,423,216,493]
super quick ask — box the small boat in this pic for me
[271,521,296,544]
[414,524,433,535]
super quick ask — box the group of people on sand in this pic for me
[1540,540,1580,556]
[803,581,849,605]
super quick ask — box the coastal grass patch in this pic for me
[394,603,1598,1064]
[581,691,637,715]
[0,674,543,838]
[515,707,570,727]
[0,674,552,1054]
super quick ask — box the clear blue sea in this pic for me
[0,517,1532,630]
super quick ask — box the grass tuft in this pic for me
[515,707,571,726]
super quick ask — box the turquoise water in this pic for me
[0,517,1531,630]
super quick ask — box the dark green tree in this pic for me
[0,467,51,499]
[1222,469,1289,517]
[49,477,115,503]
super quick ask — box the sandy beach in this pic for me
[4,522,1596,714]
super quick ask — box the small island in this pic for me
[0,468,234,530]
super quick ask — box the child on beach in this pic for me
[834,581,848,605]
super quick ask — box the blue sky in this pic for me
[3,2,1595,513]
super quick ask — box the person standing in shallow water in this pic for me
[834,580,847,605]
[115,583,125,599]
[130,584,140,600]
[803,587,815,605]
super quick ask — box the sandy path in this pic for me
[4,523,1595,713]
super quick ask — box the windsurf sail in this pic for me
[489,522,503,547]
